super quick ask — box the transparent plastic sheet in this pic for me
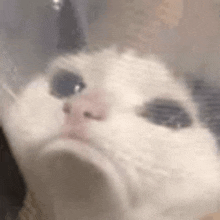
[1,0,220,219]
[0,1,89,219]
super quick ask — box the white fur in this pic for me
[2,48,220,220]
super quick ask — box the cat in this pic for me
[1,47,220,220]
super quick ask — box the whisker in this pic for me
[0,80,18,101]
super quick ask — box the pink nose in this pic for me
[62,90,108,140]
[63,91,108,121]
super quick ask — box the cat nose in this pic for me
[62,90,108,122]
[63,102,106,121]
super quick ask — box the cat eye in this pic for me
[50,70,86,98]
[138,98,193,129]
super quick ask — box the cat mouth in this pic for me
[40,137,129,212]
[60,131,90,145]
[58,135,142,206]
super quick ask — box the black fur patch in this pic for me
[139,98,192,129]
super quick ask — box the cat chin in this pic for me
[38,138,130,200]
[24,138,133,218]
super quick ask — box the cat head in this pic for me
[2,48,220,219]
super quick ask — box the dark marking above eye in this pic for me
[139,98,192,129]
[50,69,86,98]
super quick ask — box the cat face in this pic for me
[2,48,220,219]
